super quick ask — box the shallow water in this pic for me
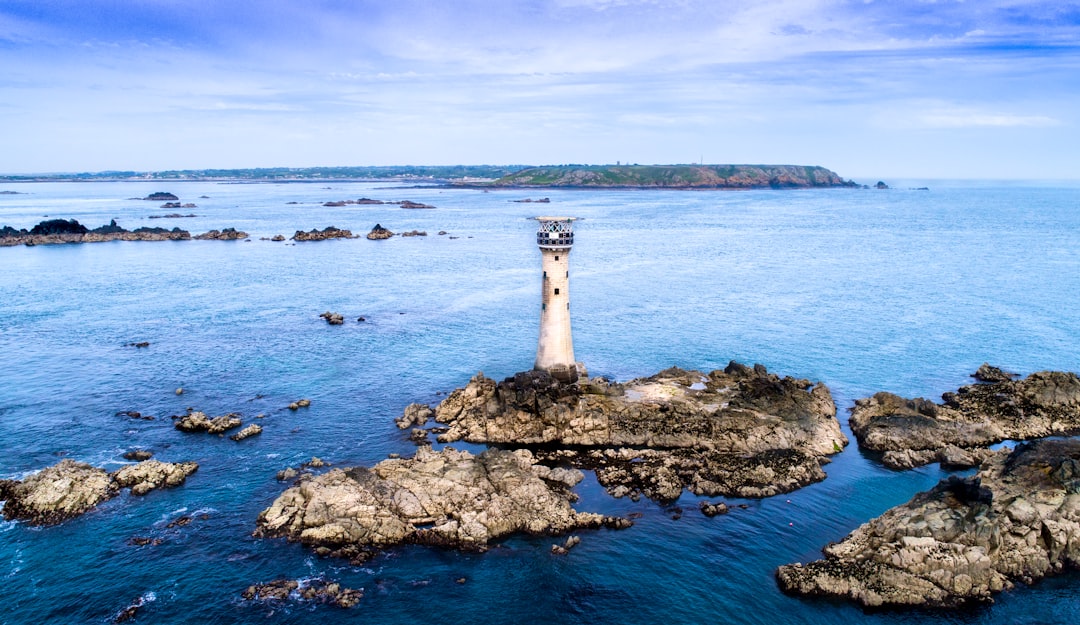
[1,180,1079,623]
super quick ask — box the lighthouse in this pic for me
[533,216,582,382]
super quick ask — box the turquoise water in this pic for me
[1,180,1079,623]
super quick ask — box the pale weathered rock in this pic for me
[254,446,629,561]
[428,363,845,501]
[194,228,248,240]
[395,403,433,429]
[366,224,393,240]
[0,458,198,524]
[0,459,117,525]
[172,410,242,434]
[851,369,1080,469]
[776,439,1080,608]
[230,424,263,441]
[111,460,199,496]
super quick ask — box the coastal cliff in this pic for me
[481,164,856,189]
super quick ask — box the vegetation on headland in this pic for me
[0,164,858,188]
[0,165,527,183]
[480,164,857,189]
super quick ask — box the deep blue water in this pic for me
[1,180,1079,624]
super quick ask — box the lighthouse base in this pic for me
[539,362,588,384]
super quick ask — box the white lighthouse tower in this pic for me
[533,216,583,382]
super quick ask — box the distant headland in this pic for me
[0,164,858,188]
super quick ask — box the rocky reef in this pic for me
[242,578,362,608]
[0,218,247,246]
[776,439,1080,608]
[419,362,845,501]
[194,227,248,240]
[172,410,243,434]
[850,365,1080,469]
[0,458,198,525]
[291,226,355,241]
[254,446,630,562]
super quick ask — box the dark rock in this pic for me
[271,234,285,241]
[319,311,344,325]
[143,192,179,201]
[398,200,435,209]
[874,181,889,189]
[242,578,362,608]
[356,198,385,204]
[194,227,248,240]
[850,369,1080,469]
[400,230,427,237]
[699,501,730,517]
[123,450,154,461]
[973,363,1018,383]
[30,218,88,236]
[292,226,354,241]
[366,224,394,240]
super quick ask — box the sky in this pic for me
[1,0,1078,179]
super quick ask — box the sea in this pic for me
[1,179,1079,624]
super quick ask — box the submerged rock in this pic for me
[776,439,1080,609]
[319,311,344,325]
[850,368,1080,469]
[254,446,629,561]
[428,362,845,501]
[242,578,362,608]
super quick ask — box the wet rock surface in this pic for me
[242,578,362,608]
[254,446,630,561]
[426,363,845,501]
[0,458,198,524]
[776,439,1080,609]
[850,367,1080,469]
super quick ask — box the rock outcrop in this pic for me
[172,410,243,434]
[776,439,1080,608]
[291,226,354,241]
[143,192,178,201]
[0,218,253,246]
[423,363,845,501]
[484,164,857,189]
[111,459,199,496]
[366,224,393,240]
[242,578,362,608]
[194,228,248,240]
[319,311,344,325]
[230,424,263,441]
[0,458,198,524]
[850,368,1080,469]
[254,446,629,562]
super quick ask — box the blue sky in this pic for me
[1,0,1078,178]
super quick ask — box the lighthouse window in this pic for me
[554,288,560,295]
[554,255,559,261]
[542,303,546,310]
[543,271,547,278]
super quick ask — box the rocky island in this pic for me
[850,365,1080,469]
[0,458,198,525]
[254,446,630,563]
[477,164,857,189]
[776,438,1080,608]
[406,362,846,501]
